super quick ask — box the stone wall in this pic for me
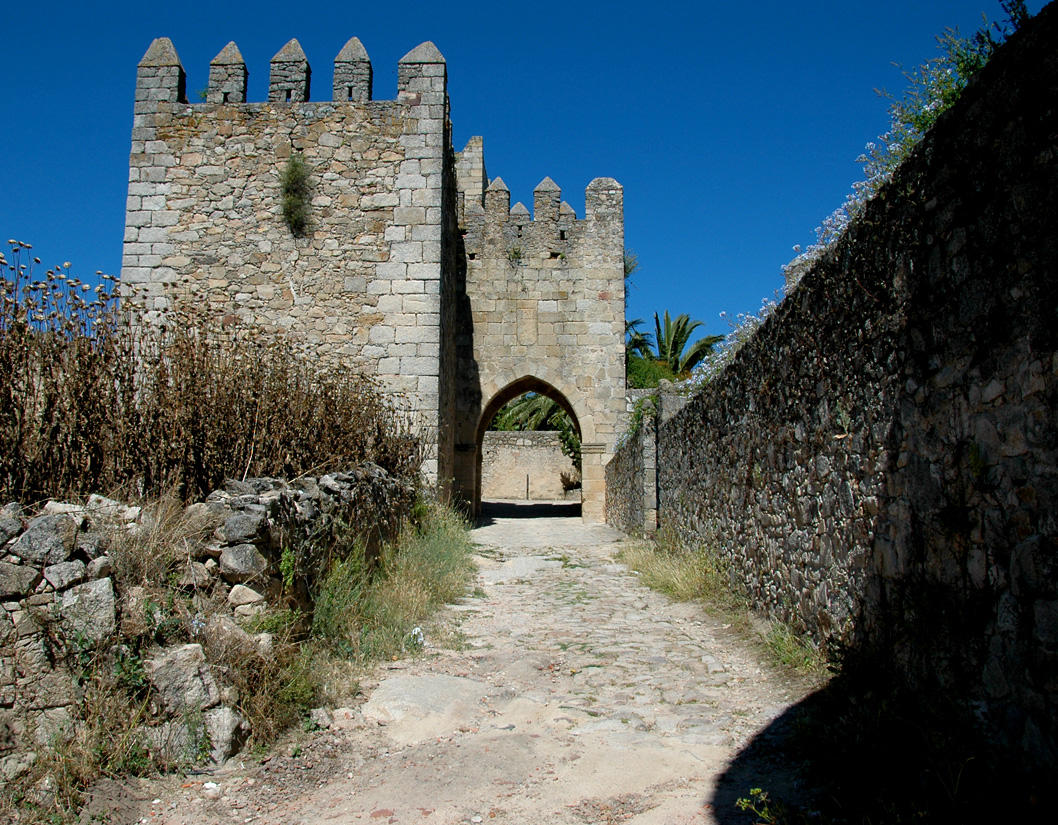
[124,39,625,517]
[0,465,414,779]
[125,37,451,481]
[609,5,1058,767]
[480,431,578,501]
[604,417,652,535]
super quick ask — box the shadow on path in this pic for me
[475,499,581,525]
[711,670,1046,824]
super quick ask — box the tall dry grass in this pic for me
[0,241,420,504]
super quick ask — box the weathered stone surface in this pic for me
[141,720,194,766]
[0,750,35,782]
[60,578,116,643]
[42,501,84,517]
[43,560,86,591]
[33,706,74,746]
[227,584,264,607]
[0,709,22,752]
[75,531,108,559]
[362,674,489,727]
[204,706,248,762]
[0,562,41,599]
[481,431,578,501]
[177,561,212,589]
[0,516,21,546]
[233,602,264,620]
[24,669,77,710]
[86,555,112,580]
[146,643,220,715]
[205,614,255,652]
[10,515,78,566]
[217,511,268,546]
[308,706,333,729]
[218,544,268,583]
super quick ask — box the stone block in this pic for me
[43,561,86,591]
[146,643,220,715]
[11,515,78,566]
[60,578,116,643]
[0,563,40,600]
[218,544,268,583]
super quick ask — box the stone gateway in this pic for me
[124,37,625,520]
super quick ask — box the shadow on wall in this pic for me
[696,5,1058,821]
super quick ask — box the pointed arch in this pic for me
[472,375,585,516]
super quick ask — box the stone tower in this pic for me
[123,36,625,520]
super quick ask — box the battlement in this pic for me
[125,35,624,517]
[456,149,622,266]
[134,36,446,109]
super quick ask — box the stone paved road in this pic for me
[84,502,811,825]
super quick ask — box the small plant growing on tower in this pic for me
[281,152,311,237]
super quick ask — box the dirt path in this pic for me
[83,503,812,825]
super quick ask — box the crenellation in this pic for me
[333,36,371,102]
[269,39,311,102]
[207,42,247,104]
[123,36,622,519]
[135,38,186,109]
[532,177,561,224]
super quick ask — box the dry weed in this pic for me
[1,240,420,505]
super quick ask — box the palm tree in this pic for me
[490,393,581,469]
[653,311,723,377]
[625,318,654,360]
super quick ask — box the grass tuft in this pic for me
[619,527,827,678]
[313,503,476,661]
[618,526,741,609]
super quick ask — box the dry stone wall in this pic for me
[0,465,414,780]
[608,5,1058,768]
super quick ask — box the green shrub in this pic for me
[280,153,311,237]
[311,502,475,661]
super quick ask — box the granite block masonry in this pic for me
[123,37,625,522]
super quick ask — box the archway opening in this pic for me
[474,376,583,519]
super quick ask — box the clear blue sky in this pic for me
[2,0,1045,348]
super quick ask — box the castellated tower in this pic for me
[123,37,625,520]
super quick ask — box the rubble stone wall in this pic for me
[0,465,414,778]
[608,5,1058,767]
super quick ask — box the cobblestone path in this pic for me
[85,502,811,825]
